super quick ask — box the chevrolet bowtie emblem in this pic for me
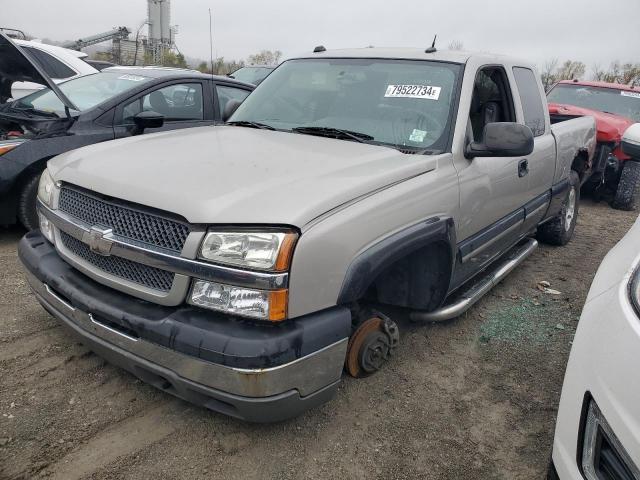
[85,226,114,256]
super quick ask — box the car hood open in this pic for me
[0,33,77,110]
[48,126,439,227]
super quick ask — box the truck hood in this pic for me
[48,126,439,226]
[548,103,634,143]
[0,33,77,110]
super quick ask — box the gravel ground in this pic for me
[0,199,636,480]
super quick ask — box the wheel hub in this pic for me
[345,314,399,378]
[565,187,576,232]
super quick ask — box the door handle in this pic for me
[518,159,529,178]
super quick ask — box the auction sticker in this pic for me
[118,74,146,82]
[385,85,441,100]
[409,129,427,142]
[621,91,640,98]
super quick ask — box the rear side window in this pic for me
[122,83,204,123]
[512,67,546,137]
[216,85,250,117]
[23,46,76,79]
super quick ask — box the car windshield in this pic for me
[230,58,461,152]
[231,67,274,85]
[13,71,153,116]
[548,84,640,122]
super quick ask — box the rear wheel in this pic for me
[612,161,640,211]
[537,170,580,246]
[17,173,40,231]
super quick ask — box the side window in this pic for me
[122,83,204,124]
[469,67,515,142]
[216,85,250,117]
[23,47,76,79]
[512,67,546,137]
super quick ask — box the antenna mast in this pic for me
[209,8,214,75]
[425,35,437,54]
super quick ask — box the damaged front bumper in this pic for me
[19,231,351,422]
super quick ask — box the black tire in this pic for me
[612,161,640,211]
[537,170,580,246]
[17,173,41,231]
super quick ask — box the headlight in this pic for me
[630,265,640,316]
[0,139,25,156]
[37,169,56,208]
[581,398,639,480]
[199,230,297,271]
[629,266,640,315]
[189,279,287,321]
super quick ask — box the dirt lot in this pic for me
[0,199,636,480]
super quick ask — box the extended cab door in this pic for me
[511,66,555,232]
[113,80,213,137]
[451,65,531,285]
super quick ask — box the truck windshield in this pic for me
[230,58,461,152]
[13,71,152,116]
[548,84,640,122]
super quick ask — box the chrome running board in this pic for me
[410,238,538,323]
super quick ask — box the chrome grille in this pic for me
[58,186,190,253]
[60,231,175,292]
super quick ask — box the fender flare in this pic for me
[337,216,456,305]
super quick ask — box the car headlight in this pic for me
[630,265,640,317]
[0,139,25,156]
[199,230,298,271]
[189,279,288,321]
[37,168,56,208]
[581,398,640,480]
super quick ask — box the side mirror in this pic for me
[222,99,242,122]
[622,123,640,159]
[465,122,534,158]
[132,111,164,135]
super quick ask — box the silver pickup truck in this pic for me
[19,47,596,422]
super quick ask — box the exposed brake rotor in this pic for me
[345,314,399,378]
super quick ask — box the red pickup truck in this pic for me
[547,80,640,210]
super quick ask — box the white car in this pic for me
[549,125,640,479]
[10,39,97,99]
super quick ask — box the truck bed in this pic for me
[550,115,597,185]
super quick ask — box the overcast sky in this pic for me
[3,0,639,73]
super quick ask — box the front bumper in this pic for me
[19,231,351,422]
[551,271,640,477]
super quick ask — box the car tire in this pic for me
[537,170,580,246]
[17,173,41,231]
[612,161,640,211]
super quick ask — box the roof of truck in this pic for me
[291,47,527,65]
[557,79,638,92]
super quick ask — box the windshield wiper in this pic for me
[396,146,437,155]
[291,126,374,143]
[8,105,60,119]
[226,120,275,130]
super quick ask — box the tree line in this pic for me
[77,33,640,90]
[90,48,282,75]
[541,59,640,90]
[195,50,282,75]
[448,42,639,90]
